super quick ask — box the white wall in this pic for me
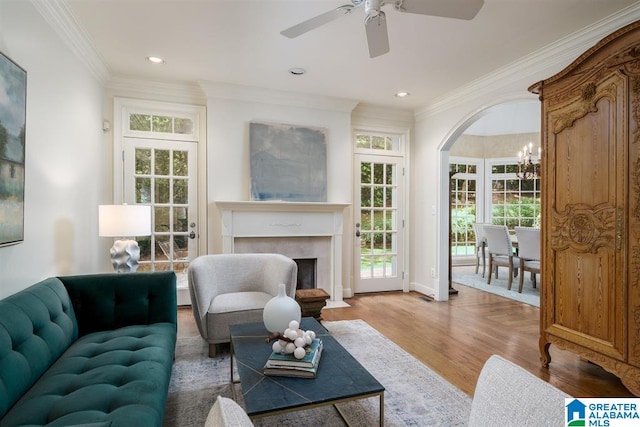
[0,2,106,298]
[200,83,357,294]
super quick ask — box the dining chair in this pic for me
[514,227,541,293]
[484,225,519,290]
[473,223,487,277]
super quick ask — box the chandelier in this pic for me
[517,142,541,180]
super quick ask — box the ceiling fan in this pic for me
[281,0,484,58]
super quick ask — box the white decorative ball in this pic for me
[297,329,304,337]
[278,339,288,348]
[286,329,299,341]
[289,320,300,330]
[307,330,316,340]
[272,341,283,353]
[294,346,306,359]
[294,337,306,348]
[304,334,312,345]
[285,342,296,354]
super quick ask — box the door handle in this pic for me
[189,231,196,239]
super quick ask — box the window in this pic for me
[488,160,541,229]
[355,132,401,152]
[450,160,482,257]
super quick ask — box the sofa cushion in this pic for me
[0,278,77,418]
[1,323,176,426]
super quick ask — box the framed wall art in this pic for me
[249,121,327,202]
[0,51,27,246]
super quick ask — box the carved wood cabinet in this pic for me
[529,20,640,396]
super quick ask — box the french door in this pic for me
[123,138,198,285]
[354,153,404,293]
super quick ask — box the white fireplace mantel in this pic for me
[216,201,349,305]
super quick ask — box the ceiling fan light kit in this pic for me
[281,0,484,58]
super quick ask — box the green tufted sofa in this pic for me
[0,271,177,427]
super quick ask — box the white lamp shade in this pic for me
[99,204,151,237]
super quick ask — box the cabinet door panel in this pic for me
[545,74,626,360]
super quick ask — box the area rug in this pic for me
[452,267,539,307]
[163,319,471,426]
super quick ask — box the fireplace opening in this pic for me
[295,258,317,290]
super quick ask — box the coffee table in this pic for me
[229,317,385,425]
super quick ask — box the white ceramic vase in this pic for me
[263,283,301,333]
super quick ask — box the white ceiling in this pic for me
[63,0,640,110]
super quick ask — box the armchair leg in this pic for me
[209,343,217,358]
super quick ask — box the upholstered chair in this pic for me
[484,225,519,290]
[514,227,541,293]
[188,253,298,357]
[473,223,487,277]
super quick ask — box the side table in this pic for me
[295,288,329,321]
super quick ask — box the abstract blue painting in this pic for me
[250,121,327,202]
[0,52,27,246]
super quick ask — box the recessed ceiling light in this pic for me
[288,67,306,76]
[395,91,410,97]
[146,56,165,64]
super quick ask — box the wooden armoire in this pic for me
[529,20,640,396]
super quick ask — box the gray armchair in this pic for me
[188,253,298,357]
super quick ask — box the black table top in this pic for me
[229,317,385,417]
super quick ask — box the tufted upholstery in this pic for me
[0,271,177,427]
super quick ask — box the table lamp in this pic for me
[99,204,151,273]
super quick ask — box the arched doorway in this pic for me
[438,99,540,301]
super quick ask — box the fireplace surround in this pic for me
[216,201,349,307]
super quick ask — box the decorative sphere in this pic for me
[289,320,299,330]
[278,339,288,348]
[272,341,283,353]
[307,330,316,340]
[263,283,302,333]
[285,342,296,354]
[286,329,299,341]
[294,337,306,348]
[294,346,306,359]
[304,334,312,345]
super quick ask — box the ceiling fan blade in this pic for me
[392,0,484,20]
[365,11,390,58]
[281,5,355,38]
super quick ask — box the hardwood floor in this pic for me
[177,282,633,398]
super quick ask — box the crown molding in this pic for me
[416,2,640,121]
[352,103,415,129]
[107,76,207,105]
[199,81,359,113]
[31,0,110,84]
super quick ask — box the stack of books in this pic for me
[263,338,323,378]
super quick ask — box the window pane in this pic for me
[361,163,372,184]
[130,114,151,131]
[155,178,170,203]
[373,163,384,184]
[373,188,384,207]
[356,135,370,148]
[135,149,151,174]
[174,151,188,176]
[174,117,194,134]
[155,150,170,175]
[153,115,172,133]
[136,177,151,203]
[385,164,394,185]
[361,210,372,230]
[372,136,386,149]
[154,207,170,232]
[173,179,188,204]
[173,207,188,232]
[361,187,371,207]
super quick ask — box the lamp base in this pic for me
[110,239,141,273]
